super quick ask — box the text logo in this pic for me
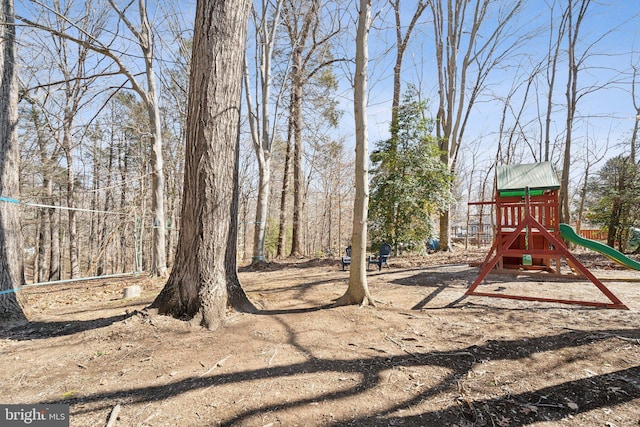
[1,405,69,426]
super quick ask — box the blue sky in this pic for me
[335,0,640,177]
[16,0,640,191]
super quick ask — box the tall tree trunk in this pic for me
[276,122,292,258]
[99,145,114,275]
[137,0,168,277]
[119,138,128,272]
[252,153,271,262]
[244,0,283,264]
[32,104,50,282]
[63,120,80,279]
[0,0,26,320]
[336,0,373,307]
[147,90,167,276]
[151,0,255,330]
[48,196,60,281]
[104,0,168,276]
[290,57,304,257]
[89,138,100,274]
[284,0,323,258]
[559,0,590,224]
[241,195,249,260]
[36,207,47,282]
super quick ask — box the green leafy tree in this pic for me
[587,155,640,251]
[369,88,452,253]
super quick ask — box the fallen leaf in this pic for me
[497,416,511,426]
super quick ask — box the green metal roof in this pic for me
[496,162,560,194]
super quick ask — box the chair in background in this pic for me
[341,246,351,270]
[368,243,392,271]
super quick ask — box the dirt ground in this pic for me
[1,248,639,427]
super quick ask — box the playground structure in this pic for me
[467,162,629,309]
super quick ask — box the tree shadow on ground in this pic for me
[387,267,476,309]
[391,267,632,311]
[256,304,335,315]
[0,312,135,340]
[239,258,338,272]
[250,276,346,294]
[39,327,640,426]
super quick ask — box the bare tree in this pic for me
[429,0,524,251]
[0,0,26,319]
[628,54,640,163]
[57,4,104,278]
[543,0,568,162]
[575,136,607,234]
[388,0,428,139]
[21,96,63,281]
[497,63,544,163]
[286,0,319,258]
[18,0,169,276]
[283,0,344,257]
[21,97,62,281]
[244,0,284,264]
[108,0,167,276]
[559,0,591,224]
[304,137,349,255]
[150,0,255,329]
[19,0,110,280]
[335,0,373,307]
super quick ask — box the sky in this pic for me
[15,0,640,194]
[334,0,640,181]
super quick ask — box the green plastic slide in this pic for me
[559,223,640,271]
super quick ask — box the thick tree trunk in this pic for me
[0,0,26,320]
[438,210,452,251]
[150,0,255,329]
[438,149,453,251]
[336,0,373,307]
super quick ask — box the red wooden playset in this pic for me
[467,162,627,309]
